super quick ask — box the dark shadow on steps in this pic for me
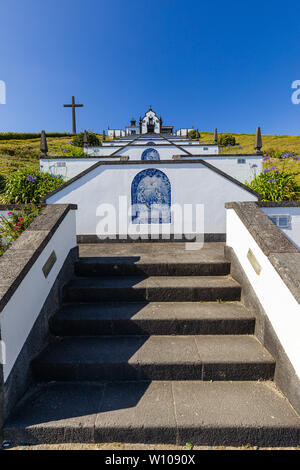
[4,381,151,428]
[50,301,158,336]
[31,335,156,381]
[75,256,231,277]
[49,301,255,336]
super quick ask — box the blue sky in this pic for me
[1,0,300,134]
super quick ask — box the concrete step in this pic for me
[4,381,300,446]
[50,302,255,336]
[63,276,241,302]
[32,335,275,382]
[74,257,231,277]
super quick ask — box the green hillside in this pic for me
[0,132,299,185]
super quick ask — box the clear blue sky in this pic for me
[1,0,300,135]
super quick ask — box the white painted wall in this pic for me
[45,163,257,237]
[141,110,160,134]
[0,209,77,381]
[226,208,300,380]
[115,145,187,159]
[87,144,218,158]
[87,146,122,155]
[181,155,262,183]
[125,127,139,136]
[108,130,124,137]
[176,129,193,136]
[262,206,300,250]
[41,154,261,184]
[132,139,168,145]
[40,158,99,180]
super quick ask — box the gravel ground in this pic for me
[4,442,300,451]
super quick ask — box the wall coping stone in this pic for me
[225,201,300,304]
[0,204,77,313]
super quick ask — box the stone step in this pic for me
[4,381,300,446]
[50,301,255,336]
[74,257,230,277]
[32,335,275,382]
[63,276,241,302]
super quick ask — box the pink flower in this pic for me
[18,217,23,221]
[7,211,12,215]
[14,227,19,231]
[17,222,21,226]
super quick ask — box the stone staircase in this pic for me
[4,243,300,446]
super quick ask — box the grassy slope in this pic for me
[0,133,299,184]
[200,132,300,184]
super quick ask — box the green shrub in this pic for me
[219,134,236,147]
[72,132,101,148]
[246,168,300,201]
[0,204,42,255]
[188,130,198,139]
[2,169,64,203]
[59,144,86,157]
[0,132,73,141]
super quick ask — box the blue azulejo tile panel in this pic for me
[131,169,171,224]
[141,148,160,160]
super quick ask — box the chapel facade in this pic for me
[107,107,191,137]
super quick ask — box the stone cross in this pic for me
[63,96,84,134]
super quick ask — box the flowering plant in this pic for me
[0,204,42,255]
[2,169,64,203]
[246,169,300,201]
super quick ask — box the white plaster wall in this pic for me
[126,127,139,136]
[181,155,262,183]
[108,130,124,137]
[226,208,300,380]
[176,129,193,136]
[262,207,300,250]
[0,209,77,381]
[115,145,187,159]
[141,111,160,134]
[132,139,168,145]
[41,154,262,183]
[46,163,257,236]
[40,158,100,180]
[86,146,122,155]
[173,140,213,146]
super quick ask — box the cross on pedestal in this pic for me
[63,96,84,134]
